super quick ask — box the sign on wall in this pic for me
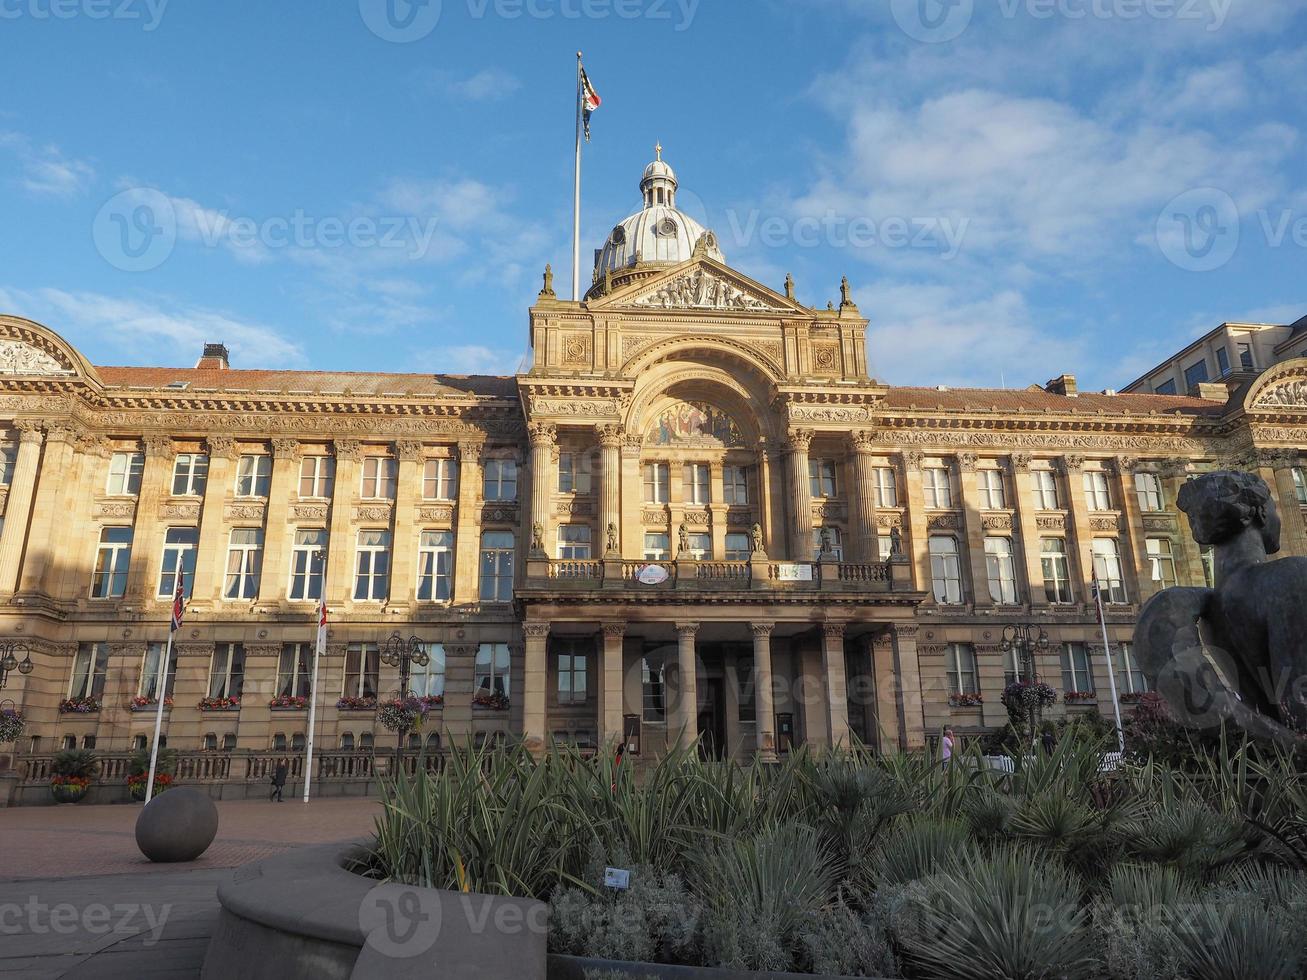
[773,563,814,582]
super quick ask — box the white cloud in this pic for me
[451,68,522,102]
[0,131,95,197]
[411,344,527,376]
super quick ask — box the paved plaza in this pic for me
[0,798,382,977]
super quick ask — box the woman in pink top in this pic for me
[941,728,955,767]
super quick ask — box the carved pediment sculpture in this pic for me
[625,268,786,313]
[0,339,71,376]
[1253,379,1307,410]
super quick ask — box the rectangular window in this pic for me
[1293,467,1307,505]
[686,532,712,560]
[978,469,1007,509]
[924,467,953,508]
[808,459,837,498]
[276,643,311,699]
[288,529,327,601]
[1146,537,1178,589]
[947,643,978,695]
[0,445,15,486]
[873,467,898,508]
[343,643,380,699]
[224,528,264,600]
[929,535,963,604]
[1061,642,1095,694]
[984,536,1019,604]
[158,527,198,598]
[643,533,670,561]
[558,453,592,494]
[723,465,749,505]
[1118,643,1150,694]
[479,531,515,601]
[483,459,518,502]
[354,530,391,601]
[558,525,593,560]
[1093,538,1128,604]
[1041,537,1074,604]
[1154,379,1178,395]
[423,458,458,500]
[724,532,750,561]
[208,643,245,700]
[1082,471,1112,511]
[813,527,844,560]
[360,456,397,500]
[171,453,209,496]
[1135,472,1165,512]
[138,642,178,701]
[235,454,271,497]
[643,463,670,503]
[1238,342,1254,371]
[1004,648,1026,687]
[106,452,145,496]
[299,456,335,498]
[684,463,711,505]
[91,527,133,598]
[642,655,667,722]
[411,644,446,698]
[1033,469,1060,510]
[417,530,454,601]
[557,645,588,705]
[1216,346,1231,377]
[1184,359,1209,390]
[68,642,109,699]
[474,643,511,701]
[878,533,895,560]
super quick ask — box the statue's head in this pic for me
[1177,470,1281,553]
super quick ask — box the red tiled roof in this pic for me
[880,386,1224,416]
[94,366,519,399]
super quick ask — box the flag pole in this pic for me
[1093,573,1126,753]
[572,51,583,302]
[303,551,327,803]
[144,568,180,805]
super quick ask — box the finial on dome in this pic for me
[655,141,662,162]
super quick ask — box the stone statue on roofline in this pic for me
[1134,470,1307,747]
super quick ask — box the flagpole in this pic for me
[144,568,180,805]
[1093,574,1126,753]
[303,551,327,804]
[572,51,583,302]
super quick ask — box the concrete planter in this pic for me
[548,955,881,979]
[202,841,548,980]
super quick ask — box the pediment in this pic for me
[0,338,74,376]
[1253,378,1307,410]
[596,258,804,315]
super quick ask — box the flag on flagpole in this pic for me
[170,573,185,633]
[580,65,601,142]
[317,595,328,639]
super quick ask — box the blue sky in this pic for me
[1,0,1304,390]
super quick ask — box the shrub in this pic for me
[129,747,176,778]
[873,817,970,887]
[51,749,98,780]
[796,898,899,979]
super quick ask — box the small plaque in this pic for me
[774,562,814,582]
[604,867,631,890]
[635,564,670,586]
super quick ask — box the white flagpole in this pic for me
[144,568,180,805]
[572,51,583,302]
[303,554,327,804]
[1093,575,1126,754]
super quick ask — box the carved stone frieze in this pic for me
[94,500,136,520]
[875,512,904,529]
[353,504,392,523]
[626,268,786,312]
[291,503,330,522]
[1036,514,1067,531]
[161,502,202,522]
[1142,515,1178,533]
[621,335,657,361]
[812,501,846,521]
[683,510,711,526]
[927,513,960,530]
[1253,379,1307,410]
[1010,453,1033,472]
[225,502,266,522]
[642,509,669,525]
[811,343,840,374]
[243,644,283,659]
[0,338,71,375]
[207,436,238,459]
[981,514,1014,531]
[333,440,363,462]
[881,428,1215,455]
[556,499,594,517]
[417,505,455,523]
[482,504,519,524]
[533,399,621,418]
[788,405,875,424]
[956,452,978,473]
[272,438,302,459]
[1089,515,1121,532]
[560,333,592,365]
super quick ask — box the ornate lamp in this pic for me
[0,640,34,690]
[380,633,430,765]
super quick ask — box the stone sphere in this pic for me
[135,788,219,863]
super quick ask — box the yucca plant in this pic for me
[872,816,970,887]
[1171,901,1304,980]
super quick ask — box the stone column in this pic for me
[870,631,902,751]
[522,622,550,756]
[821,623,850,747]
[848,431,880,562]
[674,622,700,748]
[900,451,930,592]
[1114,457,1154,600]
[750,623,778,760]
[955,453,990,606]
[388,441,423,606]
[619,434,644,564]
[600,623,626,744]
[47,435,107,600]
[121,435,173,599]
[1061,455,1094,600]
[1010,454,1047,607]
[1159,459,1205,588]
[452,441,484,605]
[527,423,556,556]
[892,624,926,749]
[257,438,301,604]
[598,425,623,556]
[194,436,236,603]
[325,440,362,603]
[1263,450,1307,556]
[14,425,75,597]
[783,429,813,561]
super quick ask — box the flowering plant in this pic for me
[377,696,430,733]
[50,774,91,789]
[58,696,101,714]
[127,772,173,789]
[1063,690,1097,704]
[336,696,378,711]
[0,708,24,743]
[130,695,174,710]
[417,694,444,708]
[269,695,307,709]
[1119,691,1146,705]
[949,692,984,708]
[199,696,240,710]
[1001,681,1058,727]
[472,691,511,711]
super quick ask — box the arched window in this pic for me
[81,735,97,750]
[203,734,217,751]
[221,733,237,751]
[291,733,305,752]
[62,735,77,751]
[132,734,147,752]
[407,732,421,750]
[272,733,287,752]
[359,732,374,751]
[340,732,355,751]
[425,732,441,752]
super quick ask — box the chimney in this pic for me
[196,343,230,370]
[1045,374,1078,397]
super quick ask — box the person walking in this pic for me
[270,759,288,802]
[941,727,955,768]
[1041,726,1057,757]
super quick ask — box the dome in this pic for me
[590,145,725,296]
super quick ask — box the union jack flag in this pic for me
[170,573,185,633]
[580,65,601,142]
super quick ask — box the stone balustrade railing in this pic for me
[523,554,912,594]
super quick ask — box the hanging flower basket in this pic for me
[1001,681,1058,726]
[377,696,430,734]
[59,697,101,714]
[199,696,241,711]
[336,696,378,712]
[0,708,24,743]
[50,775,91,804]
[269,695,307,710]
[129,696,174,712]
[949,692,984,708]
[128,772,173,802]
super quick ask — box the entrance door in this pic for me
[698,678,726,760]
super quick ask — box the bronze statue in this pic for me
[1135,470,1307,745]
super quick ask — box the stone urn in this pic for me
[51,779,89,804]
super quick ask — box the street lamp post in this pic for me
[381,633,430,770]
[1000,623,1051,752]
[0,640,34,689]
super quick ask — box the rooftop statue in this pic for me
[1135,470,1307,746]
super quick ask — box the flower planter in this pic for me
[129,776,174,801]
[200,705,241,713]
[58,698,101,715]
[50,780,90,804]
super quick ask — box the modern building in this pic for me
[3,150,1307,799]
[1124,316,1307,396]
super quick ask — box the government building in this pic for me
[2,150,1307,800]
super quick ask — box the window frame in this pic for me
[978,468,1007,509]
[873,466,898,508]
[929,534,964,605]
[276,643,312,699]
[557,524,593,560]
[808,458,837,499]
[158,527,198,599]
[1032,469,1060,510]
[208,642,245,700]
[234,454,272,498]
[298,455,335,499]
[410,643,446,699]
[354,529,392,602]
[923,467,953,509]
[106,451,145,496]
[474,643,512,701]
[171,453,209,497]
[1146,537,1178,589]
[1082,470,1112,512]
[1061,642,1095,694]
[360,456,398,501]
[724,532,750,561]
[684,463,711,505]
[67,642,109,700]
[138,641,178,701]
[288,529,327,602]
[422,457,458,501]
[723,465,749,505]
[1135,471,1165,512]
[417,530,454,602]
[1092,538,1128,604]
[643,533,670,561]
[1040,537,1074,604]
[478,530,515,602]
[946,643,979,695]
[557,643,589,705]
[984,535,1019,604]
[482,458,518,502]
[343,642,381,700]
[557,452,592,495]
[224,527,264,600]
[91,526,133,599]
[642,462,670,504]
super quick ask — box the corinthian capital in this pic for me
[597,424,625,449]
[849,430,878,453]
[786,429,813,453]
[527,422,557,448]
[206,435,238,459]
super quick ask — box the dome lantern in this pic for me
[641,142,677,208]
